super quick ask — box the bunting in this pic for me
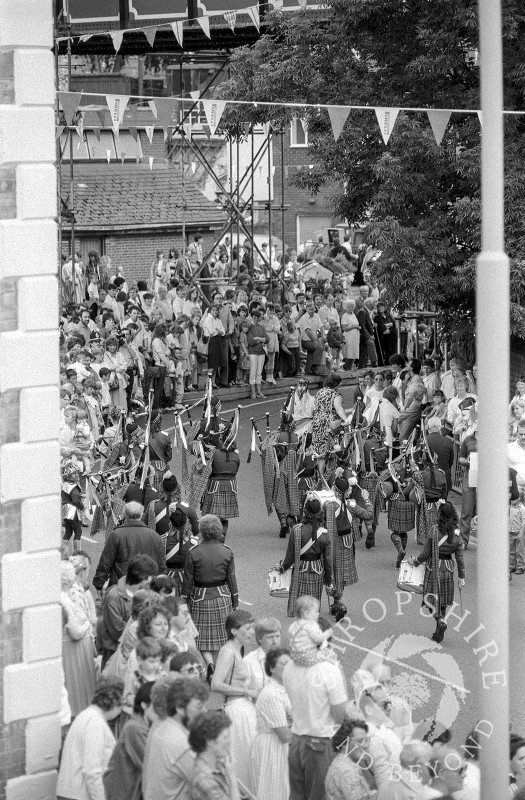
[56,125,64,139]
[477,111,483,127]
[106,94,129,134]
[149,156,154,170]
[106,149,111,163]
[427,109,451,146]
[170,20,183,47]
[327,105,350,141]
[196,15,211,38]
[110,31,124,53]
[144,26,157,48]
[201,99,227,135]
[150,97,179,136]
[93,127,101,141]
[247,4,260,30]
[374,107,400,144]
[223,10,237,30]
[145,126,154,144]
[58,91,82,126]
[191,161,197,173]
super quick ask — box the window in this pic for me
[290,118,309,148]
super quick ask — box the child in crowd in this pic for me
[82,379,103,442]
[122,637,163,716]
[74,409,95,474]
[426,389,447,423]
[97,368,112,419]
[509,491,525,579]
[281,320,301,377]
[288,595,337,667]
[326,320,344,368]
[237,320,250,385]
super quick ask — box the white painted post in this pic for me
[477,0,510,798]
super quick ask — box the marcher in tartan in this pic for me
[262,402,301,539]
[148,410,173,491]
[182,514,239,683]
[200,419,240,539]
[279,495,334,618]
[410,501,465,644]
[406,452,447,545]
[145,473,181,537]
[378,465,416,568]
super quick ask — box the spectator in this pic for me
[188,711,240,800]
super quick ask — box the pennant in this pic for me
[223,10,237,30]
[144,26,157,48]
[136,155,140,165]
[145,126,155,144]
[149,98,179,136]
[190,90,200,102]
[79,34,93,43]
[170,20,183,47]
[58,91,81,126]
[75,113,84,140]
[201,99,227,135]
[298,0,307,7]
[247,4,260,30]
[374,107,400,144]
[149,156,154,170]
[96,108,106,128]
[106,94,129,134]
[327,105,350,141]
[477,111,482,127]
[191,161,197,174]
[106,149,111,163]
[110,31,124,53]
[92,127,101,141]
[196,15,211,38]
[56,125,64,139]
[129,126,138,141]
[183,122,192,139]
[284,166,289,178]
[427,109,451,146]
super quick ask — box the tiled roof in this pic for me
[60,163,227,232]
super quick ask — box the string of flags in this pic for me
[55,1,274,50]
[57,89,511,150]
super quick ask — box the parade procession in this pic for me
[1,0,524,798]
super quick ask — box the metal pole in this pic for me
[236,136,240,277]
[55,45,63,309]
[180,57,186,272]
[477,1,509,798]
[267,124,273,296]
[280,127,286,283]
[250,125,255,272]
[67,33,76,301]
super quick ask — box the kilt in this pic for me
[287,566,324,618]
[388,498,415,533]
[359,473,379,518]
[333,534,358,595]
[422,560,455,610]
[188,593,232,651]
[151,459,166,492]
[201,478,239,519]
[416,502,439,544]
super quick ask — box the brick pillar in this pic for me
[0,1,62,798]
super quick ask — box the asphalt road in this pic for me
[80,386,525,745]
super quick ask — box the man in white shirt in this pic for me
[142,677,209,800]
[102,284,122,323]
[318,294,340,329]
[243,618,281,696]
[172,283,186,319]
[283,657,349,800]
[421,358,441,402]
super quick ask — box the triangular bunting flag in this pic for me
[149,98,179,135]
[110,31,124,53]
[79,34,93,43]
[183,123,192,139]
[247,5,260,30]
[149,156,154,170]
[190,90,200,100]
[129,126,138,141]
[196,16,211,38]
[327,105,350,141]
[201,99,227,135]
[58,91,82,126]
[96,109,106,128]
[106,149,111,163]
[477,111,482,126]
[75,113,84,140]
[145,126,155,144]
[191,161,197,174]
[374,107,400,144]
[223,10,237,30]
[148,99,158,119]
[144,26,157,48]
[93,127,101,141]
[170,21,183,47]
[427,110,451,146]
[298,0,307,8]
[136,155,140,165]
[106,94,129,134]
[56,125,65,139]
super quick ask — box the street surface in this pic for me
[80,385,525,745]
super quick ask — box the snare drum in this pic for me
[310,490,337,507]
[267,568,291,598]
[397,560,425,593]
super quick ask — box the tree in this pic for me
[221,0,525,356]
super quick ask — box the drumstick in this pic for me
[265,412,271,436]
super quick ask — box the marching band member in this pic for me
[148,410,173,491]
[409,501,465,644]
[378,462,416,568]
[406,451,447,545]
[201,412,240,538]
[145,473,183,536]
[331,474,372,598]
[262,392,301,538]
[164,503,199,594]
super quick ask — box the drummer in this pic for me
[279,495,333,618]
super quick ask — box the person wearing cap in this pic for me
[409,500,465,644]
[145,472,181,533]
[162,504,200,594]
[201,426,240,538]
[93,501,166,592]
[378,461,417,567]
[279,496,334,618]
[262,404,300,538]
[426,416,454,496]
[332,473,373,595]
[148,410,173,492]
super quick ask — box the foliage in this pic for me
[220,0,525,354]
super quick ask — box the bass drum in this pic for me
[310,489,337,507]
[397,560,425,594]
[267,568,292,598]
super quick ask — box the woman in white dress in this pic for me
[341,299,360,370]
[102,336,128,411]
[211,610,257,793]
[249,647,292,800]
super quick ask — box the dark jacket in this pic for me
[414,533,466,579]
[426,432,455,492]
[356,307,374,341]
[93,519,166,590]
[182,540,238,607]
[96,576,132,653]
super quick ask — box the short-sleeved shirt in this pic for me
[298,312,323,342]
[255,678,290,735]
[282,661,347,738]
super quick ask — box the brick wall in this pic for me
[0,2,62,798]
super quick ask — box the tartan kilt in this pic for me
[359,473,379,512]
[188,594,232,651]
[388,498,415,533]
[151,460,166,492]
[333,535,358,595]
[416,503,439,543]
[287,567,324,618]
[201,479,239,519]
[423,562,455,609]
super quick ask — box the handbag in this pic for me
[108,372,119,390]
